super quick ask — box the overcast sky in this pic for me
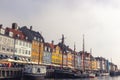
[1,0,120,67]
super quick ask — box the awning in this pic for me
[0,58,16,63]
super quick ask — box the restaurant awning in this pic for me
[0,58,16,63]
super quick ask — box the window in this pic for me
[41,39,43,42]
[34,37,36,40]
[6,48,10,52]
[29,44,31,48]
[2,47,5,51]
[23,50,24,54]
[47,47,49,51]
[0,37,2,41]
[21,41,23,46]
[45,46,47,51]
[38,38,40,41]
[26,43,28,47]
[17,40,19,45]
[19,49,21,54]
[0,29,5,34]
[26,50,27,54]
[29,51,31,55]
[24,42,26,47]
[17,34,20,38]
[27,43,29,47]
[15,40,18,44]
[19,41,21,45]
[11,49,14,52]
[9,32,13,37]
[0,45,1,51]
[26,37,28,40]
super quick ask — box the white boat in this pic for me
[101,72,109,76]
[23,64,46,80]
[89,73,96,78]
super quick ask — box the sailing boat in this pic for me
[23,41,47,80]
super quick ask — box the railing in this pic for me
[0,67,23,79]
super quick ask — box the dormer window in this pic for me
[41,39,43,42]
[45,46,47,51]
[26,37,28,40]
[34,37,36,40]
[50,49,52,52]
[47,47,49,51]
[0,29,5,34]
[49,48,51,52]
[38,38,40,41]
[17,34,20,38]
[9,32,13,37]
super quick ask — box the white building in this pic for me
[0,27,14,58]
[14,38,32,61]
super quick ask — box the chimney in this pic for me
[51,40,54,45]
[12,23,18,29]
[30,26,32,30]
[0,24,2,28]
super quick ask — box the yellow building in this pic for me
[31,40,44,64]
[91,59,97,70]
[52,45,62,65]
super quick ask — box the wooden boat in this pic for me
[23,64,46,80]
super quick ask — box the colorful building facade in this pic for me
[43,43,52,65]
[20,26,44,63]
[5,23,32,61]
[0,26,14,58]
[52,45,62,66]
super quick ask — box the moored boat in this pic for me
[101,72,109,76]
[23,64,46,80]
[89,73,96,78]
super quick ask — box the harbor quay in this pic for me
[0,23,119,79]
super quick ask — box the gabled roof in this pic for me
[44,42,54,49]
[19,26,44,42]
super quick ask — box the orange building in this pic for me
[67,48,74,68]
[31,40,44,64]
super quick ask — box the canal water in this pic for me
[18,76,120,80]
[44,76,120,80]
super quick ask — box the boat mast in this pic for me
[61,34,64,68]
[38,39,41,65]
[90,48,92,71]
[74,42,76,68]
[83,34,85,72]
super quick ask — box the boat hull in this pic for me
[89,73,96,78]
[101,73,109,76]
[46,69,74,79]
[23,73,45,80]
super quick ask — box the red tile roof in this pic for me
[5,27,25,40]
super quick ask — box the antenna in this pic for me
[59,34,66,44]
[90,48,92,56]
[62,34,64,44]
[74,42,76,52]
